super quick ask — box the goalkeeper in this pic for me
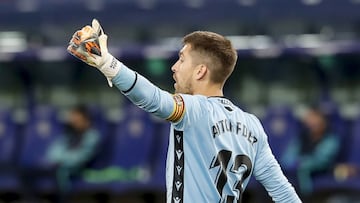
[67,19,301,203]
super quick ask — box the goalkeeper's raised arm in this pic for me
[67,19,184,123]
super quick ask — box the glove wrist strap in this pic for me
[98,54,121,87]
[98,54,120,78]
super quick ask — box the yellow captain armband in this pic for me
[166,94,185,123]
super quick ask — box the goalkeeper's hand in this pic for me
[67,19,120,87]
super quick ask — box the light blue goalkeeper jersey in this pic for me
[111,60,301,203]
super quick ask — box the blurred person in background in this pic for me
[281,106,340,195]
[21,104,100,203]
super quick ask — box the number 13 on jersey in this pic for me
[209,150,253,203]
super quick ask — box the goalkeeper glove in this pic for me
[67,19,120,87]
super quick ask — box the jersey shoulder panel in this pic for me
[243,112,267,140]
[171,94,210,130]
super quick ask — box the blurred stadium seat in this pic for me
[0,108,20,192]
[112,104,155,170]
[147,122,169,190]
[0,108,17,166]
[18,105,62,192]
[108,103,156,193]
[19,105,62,167]
[87,104,108,136]
[318,100,347,138]
[262,105,300,160]
[348,113,360,167]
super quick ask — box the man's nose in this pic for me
[171,61,178,72]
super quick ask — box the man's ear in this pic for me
[194,64,208,80]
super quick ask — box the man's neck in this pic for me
[193,84,223,97]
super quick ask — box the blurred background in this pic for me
[0,0,360,202]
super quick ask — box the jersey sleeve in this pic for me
[251,115,302,203]
[111,62,186,123]
[170,94,204,130]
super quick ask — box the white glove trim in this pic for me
[98,54,121,87]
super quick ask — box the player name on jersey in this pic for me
[211,119,258,145]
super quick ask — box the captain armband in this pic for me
[166,94,185,123]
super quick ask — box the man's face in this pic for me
[171,44,196,94]
[69,111,88,133]
[303,110,326,137]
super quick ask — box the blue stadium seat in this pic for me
[109,104,156,193]
[0,108,19,191]
[112,105,155,168]
[20,105,62,167]
[0,108,17,166]
[18,105,62,192]
[348,115,360,166]
[147,122,169,190]
[319,101,346,138]
[262,106,299,160]
[87,104,109,137]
